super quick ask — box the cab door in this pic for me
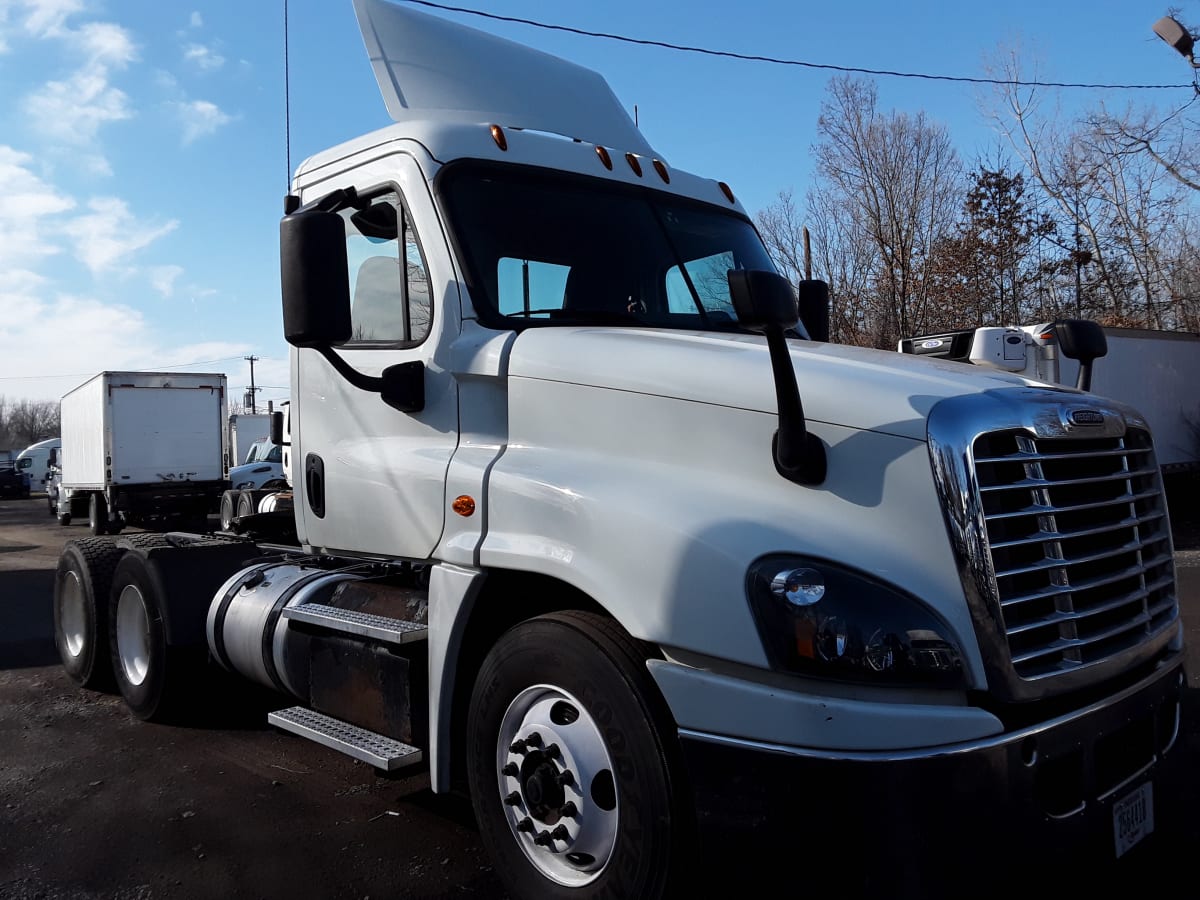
[293,151,459,559]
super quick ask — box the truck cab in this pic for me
[50,2,1187,896]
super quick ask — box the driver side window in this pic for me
[341,190,431,346]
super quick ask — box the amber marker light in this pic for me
[718,181,736,203]
[490,124,508,151]
[625,153,642,176]
[596,146,613,169]
[653,159,670,183]
[452,495,476,517]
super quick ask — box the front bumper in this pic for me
[680,655,1186,895]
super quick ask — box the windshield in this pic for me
[440,164,781,332]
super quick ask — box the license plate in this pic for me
[1113,782,1154,858]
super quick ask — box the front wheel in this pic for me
[467,612,690,899]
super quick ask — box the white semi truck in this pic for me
[227,413,272,467]
[51,2,1187,895]
[57,371,230,535]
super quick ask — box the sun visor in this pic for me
[352,0,655,157]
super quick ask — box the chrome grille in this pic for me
[972,427,1177,680]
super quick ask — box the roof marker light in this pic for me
[625,153,642,176]
[718,181,736,203]
[490,125,508,151]
[653,159,670,183]
[596,146,613,170]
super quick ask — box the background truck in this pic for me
[899,323,1200,471]
[227,413,271,467]
[49,2,1187,897]
[16,436,62,490]
[0,449,31,499]
[57,371,229,535]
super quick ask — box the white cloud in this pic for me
[183,41,224,71]
[0,145,75,269]
[24,69,134,143]
[149,264,184,297]
[62,196,178,273]
[74,21,136,67]
[189,11,202,29]
[174,98,232,144]
[21,0,84,38]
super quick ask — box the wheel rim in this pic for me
[116,584,152,686]
[496,685,619,887]
[60,570,87,658]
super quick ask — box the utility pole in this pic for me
[244,355,260,415]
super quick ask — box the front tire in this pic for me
[54,538,126,690]
[467,611,689,899]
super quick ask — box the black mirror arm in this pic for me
[764,325,827,485]
[312,345,425,413]
[315,344,384,392]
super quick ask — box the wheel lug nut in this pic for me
[504,791,522,806]
[524,732,543,747]
[516,817,534,833]
[502,763,519,777]
[509,739,527,754]
[556,770,574,787]
[560,801,578,818]
[550,824,570,842]
[534,830,553,846]
[544,743,561,760]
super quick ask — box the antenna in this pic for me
[284,0,292,190]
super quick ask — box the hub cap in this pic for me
[116,584,152,686]
[60,571,87,658]
[496,685,619,887]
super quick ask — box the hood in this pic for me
[351,0,654,157]
[507,327,1067,441]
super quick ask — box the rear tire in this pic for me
[54,538,127,690]
[236,490,259,520]
[88,493,109,537]
[467,611,690,900]
[108,551,205,722]
[219,489,240,532]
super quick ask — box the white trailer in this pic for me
[58,371,229,534]
[228,413,272,466]
[49,3,1187,896]
[900,323,1200,471]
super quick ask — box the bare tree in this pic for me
[807,77,963,347]
[2,398,59,447]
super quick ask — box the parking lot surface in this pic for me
[2,489,1198,899]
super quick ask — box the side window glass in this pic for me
[496,258,571,318]
[665,251,738,317]
[342,191,432,345]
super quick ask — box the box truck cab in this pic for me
[51,2,1186,896]
[16,437,62,489]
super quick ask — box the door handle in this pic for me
[305,453,326,518]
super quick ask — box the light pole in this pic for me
[1153,17,1199,90]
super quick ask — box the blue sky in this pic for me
[0,0,1195,405]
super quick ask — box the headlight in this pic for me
[747,555,964,687]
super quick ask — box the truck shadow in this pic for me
[0,568,57,669]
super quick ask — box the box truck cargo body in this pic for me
[58,372,229,533]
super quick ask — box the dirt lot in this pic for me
[1,486,1199,899]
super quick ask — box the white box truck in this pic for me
[227,413,272,466]
[58,371,229,534]
[50,3,1187,896]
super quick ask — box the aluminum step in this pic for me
[268,706,424,771]
[281,603,428,645]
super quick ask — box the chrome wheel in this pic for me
[496,684,619,887]
[116,584,152,686]
[60,570,87,658]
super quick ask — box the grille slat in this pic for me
[972,426,1178,681]
[989,510,1166,550]
[984,488,1162,522]
[978,465,1159,493]
[974,446,1152,464]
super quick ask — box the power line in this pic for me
[401,0,1193,91]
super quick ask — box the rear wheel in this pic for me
[108,551,206,722]
[88,493,109,536]
[219,489,240,532]
[54,538,126,690]
[236,490,260,520]
[467,611,689,899]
